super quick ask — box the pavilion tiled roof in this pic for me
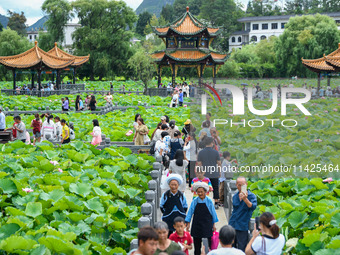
[151,49,227,63]
[153,7,220,36]
[302,43,340,73]
[325,56,340,69]
[0,41,75,69]
[302,57,335,72]
[47,42,90,67]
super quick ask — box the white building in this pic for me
[229,12,340,51]
[26,18,80,51]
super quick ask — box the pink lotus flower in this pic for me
[228,109,232,112]
[333,108,338,112]
[313,103,318,106]
[57,168,63,173]
[99,149,102,151]
[49,100,52,102]
[336,132,339,135]
[276,129,280,132]
[263,104,267,107]
[228,104,232,107]
[314,139,322,142]
[229,114,234,117]
[126,130,133,136]
[22,187,34,193]
[152,105,155,107]
[293,108,298,111]
[234,123,238,126]
[26,96,28,98]
[50,161,59,166]
[323,177,333,183]
[129,93,131,96]
[324,110,328,113]
[71,100,74,103]
[296,113,299,115]
[184,105,187,107]
[321,97,325,99]
[305,117,308,120]
[55,99,58,102]
[270,139,273,141]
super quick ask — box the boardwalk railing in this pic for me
[1,89,71,97]
[60,84,85,90]
[129,156,163,251]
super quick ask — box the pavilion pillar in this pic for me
[12,69,16,90]
[198,64,204,86]
[213,64,217,86]
[56,70,61,90]
[317,73,321,92]
[171,63,176,87]
[157,65,162,87]
[73,68,76,85]
[31,70,34,89]
[327,75,331,87]
[52,71,55,84]
[38,70,42,91]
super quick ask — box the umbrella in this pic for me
[241,83,248,86]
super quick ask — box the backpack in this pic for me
[149,140,156,155]
[32,119,41,134]
[70,129,75,140]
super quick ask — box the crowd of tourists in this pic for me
[0,108,103,146]
[0,112,75,145]
[130,112,286,255]
[61,95,98,112]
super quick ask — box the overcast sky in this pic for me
[0,0,144,26]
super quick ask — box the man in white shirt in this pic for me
[0,108,5,131]
[311,87,317,96]
[206,225,245,255]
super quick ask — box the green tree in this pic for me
[275,14,340,77]
[72,0,137,80]
[136,11,152,36]
[0,22,3,32]
[37,31,54,51]
[255,36,278,64]
[7,11,27,36]
[200,0,244,51]
[0,29,32,79]
[188,0,203,15]
[42,0,73,44]
[127,48,156,92]
[160,4,174,23]
[144,15,167,35]
[173,0,188,18]
[246,0,282,16]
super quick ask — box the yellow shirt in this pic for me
[62,125,70,140]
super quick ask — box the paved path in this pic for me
[184,185,227,254]
[158,183,227,254]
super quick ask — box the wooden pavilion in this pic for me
[0,41,89,90]
[48,43,90,85]
[151,6,228,86]
[302,43,340,90]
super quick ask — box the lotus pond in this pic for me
[0,141,155,254]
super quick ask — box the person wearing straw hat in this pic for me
[160,174,188,235]
[185,182,218,255]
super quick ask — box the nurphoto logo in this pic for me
[201,84,312,128]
